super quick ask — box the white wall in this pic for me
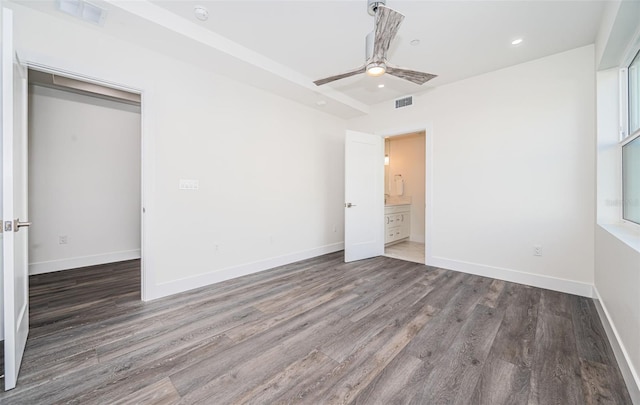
[28,85,141,274]
[388,134,425,242]
[5,3,346,300]
[594,226,640,402]
[350,45,597,296]
[595,28,640,400]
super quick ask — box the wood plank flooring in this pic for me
[0,253,632,404]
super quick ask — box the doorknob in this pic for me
[345,203,357,208]
[14,218,31,232]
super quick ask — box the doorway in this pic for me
[0,63,144,388]
[26,68,143,310]
[383,131,426,264]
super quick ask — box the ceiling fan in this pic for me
[314,0,437,86]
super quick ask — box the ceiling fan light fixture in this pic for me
[313,3,437,87]
[366,63,386,77]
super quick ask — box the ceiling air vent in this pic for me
[395,96,413,109]
[57,0,107,25]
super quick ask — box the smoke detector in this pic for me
[194,6,209,21]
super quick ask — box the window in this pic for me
[629,50,640,135]
[622,49,640,225]
[623,136,640,224]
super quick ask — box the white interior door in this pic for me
[344,130,384,262]
[2,7,30,391]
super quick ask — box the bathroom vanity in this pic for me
[384,204,411,245]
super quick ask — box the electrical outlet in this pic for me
[533,245,542,256]
[59,235,68,245]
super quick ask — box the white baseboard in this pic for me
[428,256,594,298]
[29,249,141,275]
[593,286,640,404]
[146,242,344,301]
[409,234,425,243]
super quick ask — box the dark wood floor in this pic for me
[0,253,632,404]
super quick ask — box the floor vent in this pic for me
[395,96,413,109]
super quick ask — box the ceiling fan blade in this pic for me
[372,6,404,61]
[385,65,437,85]
[313,66,366,86]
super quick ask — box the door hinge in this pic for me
[4,220,13,233]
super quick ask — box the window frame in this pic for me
[620,44,640,228]
[621,131,640,225]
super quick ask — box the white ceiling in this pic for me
[15,0,607,118]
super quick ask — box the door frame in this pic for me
[23,60,150,300]
[378,123,434,266]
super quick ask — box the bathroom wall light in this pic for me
[384,154,390,165]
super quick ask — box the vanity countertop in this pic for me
[385,196,412,206]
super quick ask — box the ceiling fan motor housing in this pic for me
[365,31,375,60]
[367,0,386,16]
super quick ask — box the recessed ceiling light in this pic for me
[194,6,209,21]
[511,38,523,46]
[410,39,420,46]
[378,84,385,88]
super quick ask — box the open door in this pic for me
[2,7,30,391]
[344,130,384,262]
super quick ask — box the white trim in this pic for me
[425,124,434,266]
[429,256,595,298]
[26,61,143,94]
[620,67,629,140]
[599,223,640,253]
[28,249,141,275]
[139,91,150,302]
[146,243,344,301]
[593,286,640,404]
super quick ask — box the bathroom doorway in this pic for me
[383,131,426,264]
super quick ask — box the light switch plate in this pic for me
[179,179,199,190]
